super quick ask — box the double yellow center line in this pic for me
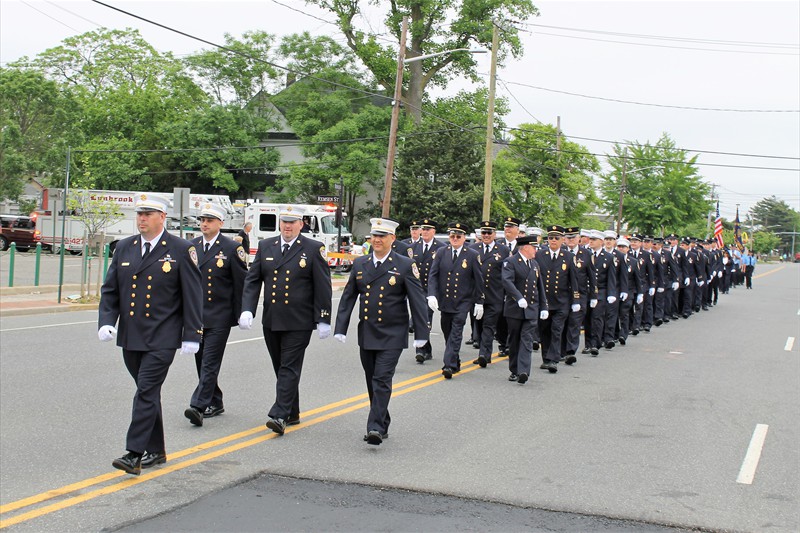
[0,356,506,528]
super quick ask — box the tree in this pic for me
[66,191,124,249]
[492,123,600,226]
[749,195,800,252]
[599,134,711,236]
[750,231,781,255]
[0,67,79,199]
[307,0,539,124]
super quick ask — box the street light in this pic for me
[380,15,486,218]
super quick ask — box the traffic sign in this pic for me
[317,195,339,203]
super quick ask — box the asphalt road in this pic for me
[0,263,798,532]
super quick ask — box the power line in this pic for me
[42,0,102,27]
[501,79,800,113]
[19,0,80,33]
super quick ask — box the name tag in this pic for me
[121,262,130,266]
[265,257,274,261]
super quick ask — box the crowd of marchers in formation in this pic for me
[98,196,758,476]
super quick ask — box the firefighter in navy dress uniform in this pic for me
[334,218,429,445]
[585,230,617,356]
[98,193,203,475]
[561,226,596,364]
[183,204,247,427]
[470,221,510,368]
[501,235,548,384]
[411,219,444,363]
[426,222,485,379]
[239,206,333,436]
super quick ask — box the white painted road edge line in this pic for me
[736,424,769,485]
[0,319,96,333]
[785,337,795,351]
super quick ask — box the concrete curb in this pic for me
[0,303,99,318]
[0,284,82,296]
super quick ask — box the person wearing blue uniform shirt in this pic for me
[184,204,248,428]
[334,218,429,445]
[98,193,203,475]
[502,235,549,384]
[411,219,444,363]
[743,250,756,289]
[470,221,510,368]
[427,222,485,379]
[239,206,333,436]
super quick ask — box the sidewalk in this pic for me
[0,277,350,318]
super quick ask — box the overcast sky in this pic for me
[2,0,798,220]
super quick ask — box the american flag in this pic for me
[714,201,724,247]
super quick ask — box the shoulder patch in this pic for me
[188,246,198,266]
[407,248,414,258]
[412,263,420,279]
[320,245,327,260]
[236,246,247,263]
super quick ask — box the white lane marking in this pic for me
[736,424,769,484]
[785,337,795,351]
[227,337,264,345]
[0,320,96,333]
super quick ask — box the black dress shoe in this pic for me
[654,319,663,326]
[565,355,577,365]
[472,341,480,348]
[532,342,540,351]
[546,362,558,373]
[619,337,626,346]
[365,430,383,445]
[517,373,528,384]
[475,356,488,368]
[203,405,225,418]
[643,326,651,332]
[363,431,388,442]
[141,451,166,469]
[702,306,709,311]
[266,417,286,435]
[508,373,518,382]
[631,329,639,336]
[566,350,576,356]
[605,341,615,350]
[581,347,591,355]
[539,362,550,370]
[184,407,203,427]
[682,314,690,319]
[590,347,599,356]
[287,414,301,426]
[415,352,425,363]
[442,368,453,379]
[112,452,141,475]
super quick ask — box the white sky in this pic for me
[2,0,798,220]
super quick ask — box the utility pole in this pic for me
[706,183,717,234]
[381,16,408,219]
[556,116,563,211]
[615,147,628,235]
[481,21,499,221]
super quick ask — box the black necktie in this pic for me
[485,244,490,255]
[204,242,210,254]
[282,243,289,255]
[375,260,381,268]
[143,241,151,258]
[453,250,457,262]
[424,243,429,255]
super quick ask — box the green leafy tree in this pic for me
[599,134,711,236]
[749,195,800,252]
[0,67,79,199]
[307,0,539,124]
[492,123,600,226]
[750,231,781,255]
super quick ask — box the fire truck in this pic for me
[243,202,353,269]
[36,188,240,254]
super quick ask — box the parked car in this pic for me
[795,252,800,263]
[0,215,42,251]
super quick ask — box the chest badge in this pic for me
[162,261,171,273]
[389,275,396,286]
[299,258,307,268]
[462,259,468,269]
[561,263,567,271]
[217,258,224,268]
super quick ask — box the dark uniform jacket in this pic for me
[502,254,548,319]
[638,249,657,291]
[660,248,678,288]
[566,246,597,299]
[537,247,581,308]
[672,246,689,286]
[411,238,444,290]
[589,249,617,296]
[428,245,485,313]
[191,234,248,328]
[237,229,251,257]
[242,234,332,330]
[610,249,629,296]
[392,239,413,258]
[471,241,510,306]
[334,252,429,350]
[626,251,646,294]
[99,231,203,351]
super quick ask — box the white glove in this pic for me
[718,271,723,278]
[318,323,331,339]
[684,277,690,286]
[473,303,484,320]
[589,299,598,308]
[238,311,254,330]
[334,333,346,343]
[697,279,705,287]
[98,325,117,342]
[571,304,580,313]
[180,341,200,355]
[672,282,679,290]
[539,310,549,320]
[657,287,664,293]
[517,298,528,309]
[711,271,717,278]
[636,293,644,304]
[648,287,655,296]
[413,339,427,348]
[620,292,628,302]
[607,296,617,304]
[427,296,439,312]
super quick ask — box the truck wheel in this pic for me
[69,249,82,256]
[0,237,8,251]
